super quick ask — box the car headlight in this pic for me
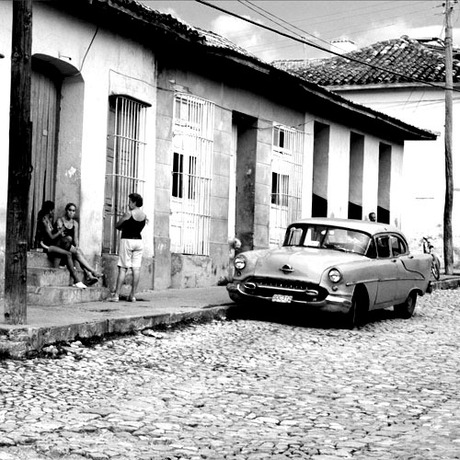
[328,268,342,283]
[234,256,246,270]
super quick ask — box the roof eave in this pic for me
[326,82,455,92]
[56,0,437,142]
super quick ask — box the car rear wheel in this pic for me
[394,292,417,319]
[431,254,441,281]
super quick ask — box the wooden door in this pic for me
[28,65,60,247]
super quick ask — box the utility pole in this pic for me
[443,0,454,275]
[4,0,33,324]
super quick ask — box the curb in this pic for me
[0,305,234,360]
[431,277,460,291]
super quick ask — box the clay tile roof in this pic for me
[195,28,264,62]
[108,0,263,61]
[84,0,204,42]
[272,36,460,87]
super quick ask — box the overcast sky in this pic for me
[141,0,459,62]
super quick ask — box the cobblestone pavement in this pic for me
[1,290,460,460]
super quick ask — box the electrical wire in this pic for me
[240,0,436,49]
[221,1,436,50]
[238,0,344,54]
[80,25,99,72]
[195,0,459,93]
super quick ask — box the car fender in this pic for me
[319,259,379,302]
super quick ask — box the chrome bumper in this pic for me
[227,282,352,314]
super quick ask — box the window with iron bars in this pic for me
[103,95,147,253]
[170,93,214,255]
[270,124,305,247]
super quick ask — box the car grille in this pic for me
[241,277,328,302]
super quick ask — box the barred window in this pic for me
[270,124,305,247]
[103,96,147,253]
[170,94,214,255]
[271,172,290,207]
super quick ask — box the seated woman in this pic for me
[55,202,103,286]
[35,201,87,289]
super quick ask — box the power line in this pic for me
[226,1,436,42]
[233,2,439,55]
[238,0,340,53]
[195,0,458,92]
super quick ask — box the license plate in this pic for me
[272,294,293,303]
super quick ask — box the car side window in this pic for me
[376,236,391,258]
[390,235,408,256]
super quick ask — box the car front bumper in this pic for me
[227,282,352,314]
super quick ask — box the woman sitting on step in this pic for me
[35,200,87,289]
[55,202,103,286]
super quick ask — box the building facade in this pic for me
[0,2,436,298]
[274,36,459,261]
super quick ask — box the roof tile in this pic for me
[273,36,460,86]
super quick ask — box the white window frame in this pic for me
[270,124,305,247]
[170,93,214,255]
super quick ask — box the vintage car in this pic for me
[227,218,433,328]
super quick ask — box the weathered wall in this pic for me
[155,65,308,288]
[0,2,157,296]
[0,1,419,297]
[337,86,459,262]
[154,61,408,288]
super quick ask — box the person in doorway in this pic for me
[35,200,87,289]
[55,202,103,286]
[109,193,147,302]
[368,211,377,222]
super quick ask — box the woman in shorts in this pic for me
[109,193,147,302]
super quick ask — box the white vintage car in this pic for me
[227,218,433,328]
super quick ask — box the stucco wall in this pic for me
[0,2,158,297]
[154,64,408,287]
[155,67,309,287]
[0,1,421,296]
[338,86,459,261]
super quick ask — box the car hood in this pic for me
[253,246,364,283]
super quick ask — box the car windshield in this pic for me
[284,224,371,255]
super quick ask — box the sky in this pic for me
[141,0,460,62]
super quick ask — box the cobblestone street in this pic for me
[1,290,460,460]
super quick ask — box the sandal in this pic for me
[85,277,98,286]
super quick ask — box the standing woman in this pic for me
[110,193,147,302]
[35,201,87,289]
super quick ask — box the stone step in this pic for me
[27,250,54,268]
[27,249,108,305]
[28,266,104,288]
[28,267,74,287]
[27,285,111,306]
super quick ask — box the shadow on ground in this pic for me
[227,304,398,330]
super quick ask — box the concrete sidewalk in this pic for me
[0,287,234,358]
[1,274,459,359]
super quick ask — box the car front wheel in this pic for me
[344,292,367,329]
[394,292,417,319]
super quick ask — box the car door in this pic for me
[374,234,399,306]
[391,234,425,303]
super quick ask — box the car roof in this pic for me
[289,217,403,237]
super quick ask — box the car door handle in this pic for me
[392,259,397,263]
